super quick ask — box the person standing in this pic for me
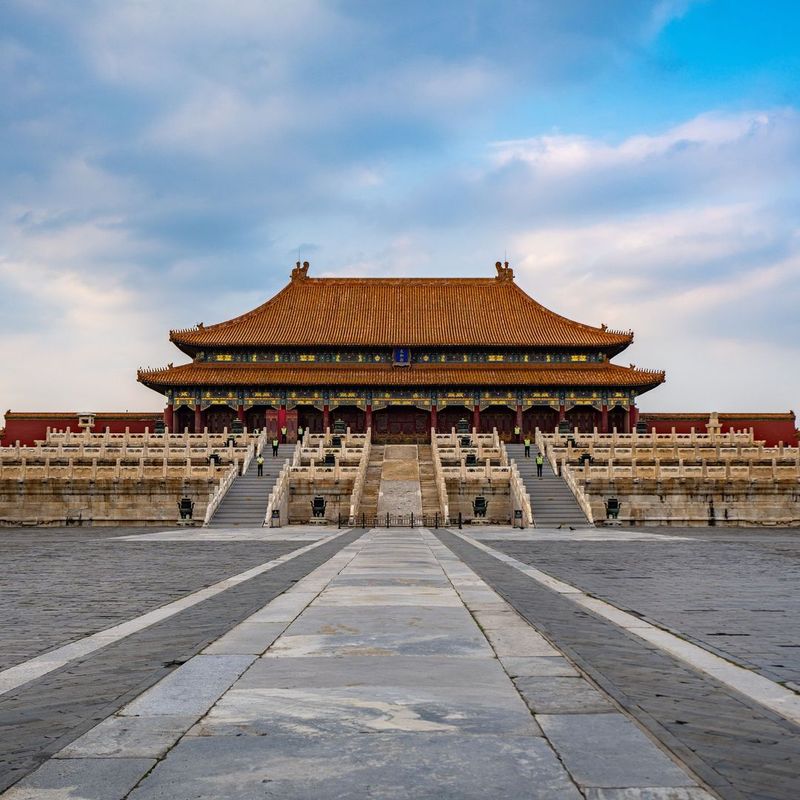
[257,454,264,476]
[272,437,279,457]
[524,436,531,458]
[514,424,521,443]
[536,452,544,478]
[280,425,287,443]
[297,425,304,442]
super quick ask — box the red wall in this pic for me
[640,413,798,447]
[1,412,163,447]
[4,409,798,448]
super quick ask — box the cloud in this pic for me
[1,2,798,414]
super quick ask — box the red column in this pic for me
[323,404,330,431]
[515,403,523,442]
[430,404,437,434]
[164,403,174,431]
[365,403,373,433]
[473,404,480,432]
[601,404,608,433]
[624,406,631,433]
[237,404,244,422]
[194,404,202,433]
[629,404,638,432]
[558,404,566,422]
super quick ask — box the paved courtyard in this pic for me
[0,524,798,798]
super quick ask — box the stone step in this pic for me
[207,445,294,527]
[356,445,385,519]
[506,443,589,528]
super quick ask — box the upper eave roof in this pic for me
[137,361,665,392]
[169,263,633,351]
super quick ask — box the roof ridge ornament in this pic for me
[495,260,514,282]
[291,261,310,281]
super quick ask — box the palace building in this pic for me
[137,261,666,441]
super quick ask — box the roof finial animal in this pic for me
[291,261,310,281]
[495,260,514,282]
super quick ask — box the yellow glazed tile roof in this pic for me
[138,361,665,390]
[169,263,633,350]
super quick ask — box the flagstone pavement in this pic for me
[0,525,798,799]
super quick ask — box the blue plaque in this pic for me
[393,347,411,366]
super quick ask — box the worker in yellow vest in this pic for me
[514,424,521,443]
[523,437,531,458]
[536,452,544,478]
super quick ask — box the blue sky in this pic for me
[1,0,799,412]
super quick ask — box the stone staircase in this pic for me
[355,445,384,521]
[507,442,589,528]
[207,444,294,527]
[418,445,442,520]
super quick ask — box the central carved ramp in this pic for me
[375,445,422,519]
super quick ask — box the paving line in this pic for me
[448,528,800,725]
[0,528,355,698]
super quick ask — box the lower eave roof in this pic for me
[138,362,665,391]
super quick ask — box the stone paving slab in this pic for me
[331,574,450,587]
[191,683,541,735]
[55,714,197,759]
[467,526,687,542]
[281,604,477,636]
[514,676,615,713]
[201,621,287,655]
[120,655,256,716]
[127,732,583,800]
[480,623,562,657]
[117,527,332,542]
[538,714,696,788]
[585,790,716,800]
[318,586,462,606]
[231,653,512,688]
[500,656,580,677]
[2,757,156,800]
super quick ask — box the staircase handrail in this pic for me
[535,428,558,471]
[509,460,534,527]
[561,463,595,523]
[498,439,510,466]
[203,462,238,526]
[430,428,450,524]
[242,430,267,475]
[348,428,372,523]
[291,439,303,468]
[263,459,291,526]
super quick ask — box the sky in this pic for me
[1,0,799,413]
